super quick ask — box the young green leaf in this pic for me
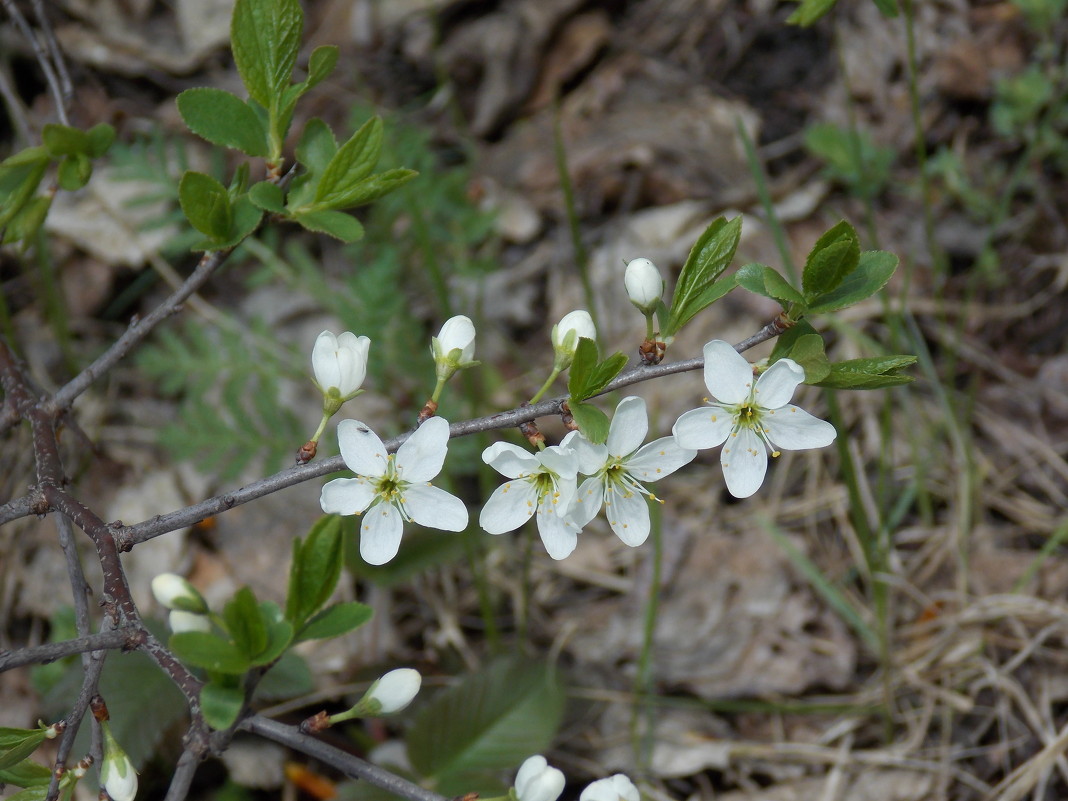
[248,602,293,666]
[801,220,860,299]
[0,157,48,228]
[314,117,384,206]
[313,168,418,211]
[735,263,804,307]
[177,88,270,157]
[292,209,365,242]
[665,216,742,336]
[0,758,52,788]
[41,124,89,157]
[223,587,268,660]
[179,171,232,239]
[190,195,263,251]
[805,250,898,314]
[248,181,286,213]
[169,631,251,674]
[56,154,92,191]
[773,332,831,383]
[200,681,245,730]
[566,337,598,397]
[285,515,344,627]
[297,601,373,642]
[295,118,338,173]
[85,123,116,158]
[230,0,303,110]
[569,401,610,444]
[2,196,51,246]
[0,728,47,771]
[787,0,838,25]
[306,45,339,89]
[814,355,916,389]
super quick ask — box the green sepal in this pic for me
[57,154,92,191]
[177,88,270,157]
[296,601,373,642]
[568,401,610,444]
[169,631,251,674]
[223,587,268,660]
[735,263,804,307]
[813,356,917,389]
[200,680,245,730]
[179,171,232,239]
[285,515,344,628]
[805,250,898,314]
[248,181,286,213]
[0,759,52,788]
[801,220,860,300]
[665,216,742,336]
[0,728,48,771]
[230,0,303,110]
[292,209,365,242]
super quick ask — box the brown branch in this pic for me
[0,629,136,672]
[0,0,68,126]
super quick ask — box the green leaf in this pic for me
[787,0,838,25]
[805,250,897,314]
[311,168,418,211]
[224,587,268,659]
[774,333,831,383]
[566,338,626,403]
[177,88,270,157]
[5,786,48,801]
[249,180,286,212]
[285,515,345,627]
[179,171,232,239]
[2,195,51,245]
[41,124,89,156]
[0,158,48,228]
[0,759,52,788]
[169,631,251,674]
[407,658,565,794]
[191,194,263,251]
[0,729,47,770]
[297,601,373,641]
[306,45,339,88]
[255,652,314,701]
[57,153,92,191]
[292,209,365,242]
[230,0,303,109]
[801,220,859,299]
[85,123,116,158]
[736,263,804,306]
[814,355,916,389]
[665,216,742,336]
[201,681,245,730]
[569,401,609,444]
[871,0,898,16]
[249,601,293,666]
[314,117,384,205]
[295,118,337,173]
[345,526,467,586]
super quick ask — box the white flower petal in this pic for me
[397,416,449,483]
[516,756,566,801]
[320,477,376,515]
[335,332,370,395]
[479,481,538,534]
[581,775,639,801]
[606,396,648,457]
[403,483,469,531]
[538,444,579,480]
[627,437,697,482]
[337,420,388,477]
[565,433,608,476]
[437,315,476,362]
[359,502,404,564]
[754,358,804,409]
[549,472,578,516]
[570,476,604,527]
[483,442,540,478]
[763,405,837,450]
[536,497,579,559]
[312,331,342,390]
[605,488,650,547]
[672,407,733,449]
[721,427,767,498]
[702,340,753,404]
[369,668,421,713]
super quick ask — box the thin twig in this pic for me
[0,0,68,126]
[0,629,135,672]
[0,63,32,144]
[31,0,73,117]
[162,748,200,801]
[0,493,37,525]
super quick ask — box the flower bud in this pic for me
[624,258,664,313]
[150,573,207,614]
[579,775,639,801]
[168,609,212,634]
[100,722,137,801]
[551,310,596,369]
[432,315,479,382]
[312,331,371,413]
[514,755,566,801]
[363,668,422,715]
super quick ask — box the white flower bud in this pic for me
[100,723,138,801]
[515,755,566,801]
[312,330,371,403]
[624,258,664,313]
[366,668,422,714]
[168,609,212,634]
[580,774,640,801]
[551,310,596,368]
[431,316,479,383]
[150,574,207,614]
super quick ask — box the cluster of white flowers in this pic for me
[313,265,837,563]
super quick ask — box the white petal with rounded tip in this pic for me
[320,477,376,515]
[479,480,538,534]
[483,442,540,478]
[580,775,640,801]
[397,416,449,483]
[672,407,733,449]
[605,487,651,547]
[721,427,767,498]
[538,445,579,479]
[437,315,476,361]
[627,437,697,482]
[337,420,388,477]
[607,396,648,457]
[404,483,469,531]
[753,358,804,409]
[359,502,404,565]
[563,432,607,476]
[702,340,753,404]
[554,310,596,347]
[536,497,579,559]
[312,331,341,390]
[763,405,837,449]
[334,332,370,395]
[570,476,604,526]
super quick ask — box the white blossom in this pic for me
[479,441,582,559]
[551,310,596,368]
[168,610,212,634]
[100,723,137,801]
[312,330,370,401]
[580,774,639,801]
[673,340,837,498]
[432,315,479,382]
[568,397,696,547]
[514,755,566,801]
[366,668,422,714]
[320,417,468,565]
[150,573,207,614]
[624,257,664,312]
